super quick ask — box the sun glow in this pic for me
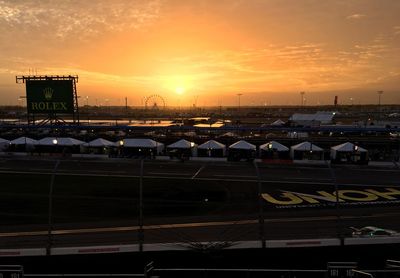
[175,86,185,95]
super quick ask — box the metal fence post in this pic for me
[139,159,144,252]
[253,160,266,248]
[47,160,60,256]
[326,162,343,246]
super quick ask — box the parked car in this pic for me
[350,226,399,237]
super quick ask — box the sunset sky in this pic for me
[1,0,399,106]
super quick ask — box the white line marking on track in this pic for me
[284,177,332,181]
[192,165,205,179]
[147,172,191,176]
[0,170,397,187]
[214,174,256,179]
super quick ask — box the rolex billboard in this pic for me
[26,80,74,114]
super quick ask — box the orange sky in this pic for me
[1,0,400,106]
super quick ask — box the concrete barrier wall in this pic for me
[0,248,45,257]
[1,237,400,257]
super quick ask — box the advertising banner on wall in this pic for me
[262,185,400,209]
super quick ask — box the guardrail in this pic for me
[18,269,400,278]
[2,263,400,278]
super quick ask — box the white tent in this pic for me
[331,142,367,160]
[198,140,226,156]
[0,138,10,144]
[83,138,116,148]
[259,141,289,152]
[36,137,85,146]
[10,137,37,145]
[229,140,256,150]
[0,138,10,151]
[167,139,197,157]
[198,140,226,150]
[290,141,324,159]
[331,142,367,152]
[271,119,285,126]
[219,132,237,138]
[122,138,164,153]
[289,111,336,125]
[167,139,197,149]
[291,141,323,152]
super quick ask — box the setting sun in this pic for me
[175,87,185,95]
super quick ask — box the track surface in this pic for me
[0,156,399,249]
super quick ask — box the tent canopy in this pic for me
[122,138,163,148]
[84,138,116,147]
[167,139,196,149]
[36,137,85,146]
[10,137,37,145]
[229,140,256,150]
[198,140,226,150]
[0,138,9,151]
[331,142,367,152]
[0,138,10,144]
[289,111,336,124]
[291,141,323,152]
[219,132,237,138]
[260,141,289,151]
[271,119,285,126]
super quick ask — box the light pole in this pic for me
[237,93,243,111]
[86,96,90,124]
[377,90,383,120]
[105,99,110,115]
[300,91,305,107]
[377,90,383,106]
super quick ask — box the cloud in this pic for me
[346,14,366,20]
[0,0,162,40]
[394,26,400,35]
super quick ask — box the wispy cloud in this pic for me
[0,0,162,40]
[346,14,366,20]
[394,26,400,35]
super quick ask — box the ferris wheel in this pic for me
[144,94,166,110]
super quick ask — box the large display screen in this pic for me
[26,80,74,114]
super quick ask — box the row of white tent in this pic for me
[0,136,367,157]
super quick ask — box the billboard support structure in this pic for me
[16,75,80,125]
